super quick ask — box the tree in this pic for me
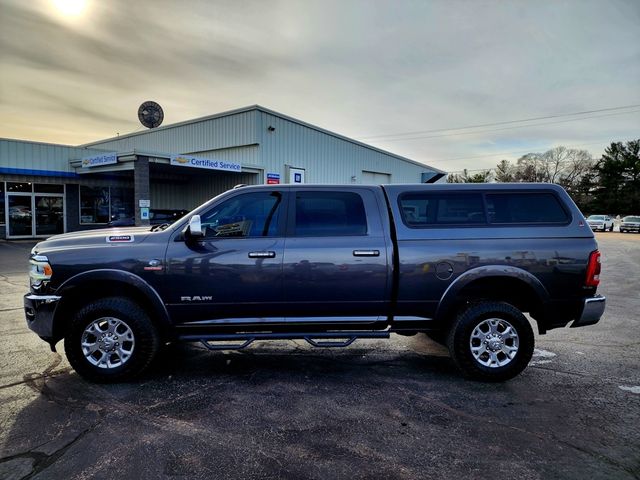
[447,169,492,183]
[592,140,640,214]
[492,147,595,211]
[495,159,515,182]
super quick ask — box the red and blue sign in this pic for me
[266,173,280,184]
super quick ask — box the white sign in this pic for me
[170,155,241,173]
[82,152,118,168]
[289,167,306,184]
[139,199,151,208]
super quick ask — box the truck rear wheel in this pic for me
[64,297,160,383]
[447,301,534,382]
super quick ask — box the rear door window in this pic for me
[293,191,367,236]
[486,193,569,224]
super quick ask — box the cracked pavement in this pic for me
[0,234,639,479]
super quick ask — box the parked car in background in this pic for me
[586,215,614,232]
[620,216,640,233]
[108,209,189,227]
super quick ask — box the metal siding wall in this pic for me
[191,144,260,168]
[85,110,259,154]
[257,112,431,184]
[151,172,259,210]
[0,139,106,173]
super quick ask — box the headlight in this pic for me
[29,255,53,288]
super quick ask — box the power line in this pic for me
[357,103,640,140]
[367,109,640,143]
[440,138,637,164]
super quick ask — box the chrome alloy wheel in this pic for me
[81,317,135,369]
[469,318,519,368]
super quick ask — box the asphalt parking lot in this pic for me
[0,233,639,480]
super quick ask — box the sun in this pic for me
[51,0,87,17]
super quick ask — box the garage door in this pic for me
[361,170,391,184]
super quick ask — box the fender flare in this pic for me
[53,269,172,335]
[434,265,550,322]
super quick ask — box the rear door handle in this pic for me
[248,251,276,258]
[353,250,380,257]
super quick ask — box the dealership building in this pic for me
[0,105,444,239]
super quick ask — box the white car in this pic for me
[620,216,640,233]
[586,215,614,232]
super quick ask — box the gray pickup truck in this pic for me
[24,183,605,382]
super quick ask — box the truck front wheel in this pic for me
[64,297,160,383]
[447,302,534,382]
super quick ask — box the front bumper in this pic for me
[620,225,640,231]
[24,293,61,339]
[571,295,606,328]
[587,223,605,230]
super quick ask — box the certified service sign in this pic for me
[82,152,118,168]
[170,155,241,173]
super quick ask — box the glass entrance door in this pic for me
[7,195,33,237]
[7,193,64,238]
[35,195,64,236]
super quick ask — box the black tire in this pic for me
[64,297,160,383]
[446,302,534,382]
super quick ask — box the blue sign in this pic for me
[82,152,118,168]
[266,173,280,184]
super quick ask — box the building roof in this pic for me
[81,105,444,173]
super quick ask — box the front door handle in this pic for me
[353,250,380,257]
[248,251,276,258]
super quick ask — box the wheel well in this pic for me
[52,280,169,341]
[446,277,544,322]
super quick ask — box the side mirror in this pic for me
[187,215,204,237]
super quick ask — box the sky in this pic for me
[0,0,639,173]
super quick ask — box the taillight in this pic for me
[585,250,601,287]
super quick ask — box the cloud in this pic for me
[0,0,639,170]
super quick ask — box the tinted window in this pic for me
[80,186,110,224]
[399,193,485,227]
[201,191,282,237]
[7,182,32,193]
[34,183,64,194]
[110,187,134,222]
[486,193,568,224]
[294,191,367,236]
[0,182,4,224]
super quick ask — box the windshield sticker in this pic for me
[106,235,134,243]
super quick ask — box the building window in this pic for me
[109,187,134,222]
[0,182,5,224]
[34,183,64,194]
[80,186,134,224]
[7,182,32,193]
[80,186,110,224]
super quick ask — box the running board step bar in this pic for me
[179,331,390,351]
